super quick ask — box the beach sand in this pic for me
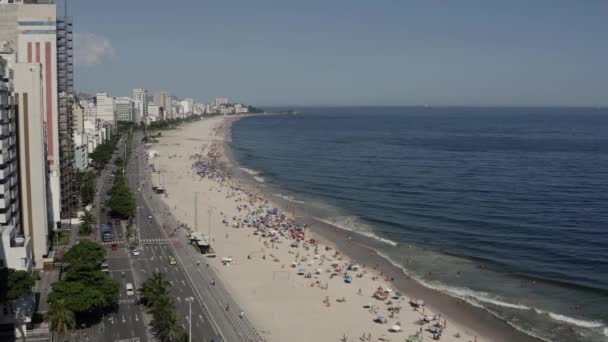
[146,115,526,342]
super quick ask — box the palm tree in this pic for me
[79,210,95,235]
[139,272,170,307]
[47,299,75,338]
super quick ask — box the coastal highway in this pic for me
[123,130,228,342]
[128,129,263,342]
[95,136,150,342]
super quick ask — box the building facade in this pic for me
[95,91,114,124]
[132,88,147,122]
[114,96,134,122]
[153,90,171,120]
[14,62,52,269]
[0,56,32,272]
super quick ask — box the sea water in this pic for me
[230,107,608,342]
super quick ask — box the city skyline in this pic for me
[70,0,608,107]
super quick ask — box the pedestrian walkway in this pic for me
[35,269,60,314]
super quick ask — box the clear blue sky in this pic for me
[69,0,608,106]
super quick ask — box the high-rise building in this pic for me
[56,15,77,219]
[153,90,172,119]
[215,97,228,108]
[96,92,114,123]
[0,56,32,272]
[0,2,62,226]
[132,88,147,122]
[14,62,52,269]
[114,96,134,122]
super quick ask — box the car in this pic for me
[169,257,177,265]
[126,283,134,296]
[137,187,141,191]
[132,249,140,256]
[148,215,152,219]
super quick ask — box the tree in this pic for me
[107,179,136,219]
[0,268,35,302]
[140,272,184,341]
[79,171,97,206]
[48,281,106,315]
[0,268,36,341]
[62,240,106,267]
[139,272,170,307]
[47,299,75,338]
[79,210,95,235]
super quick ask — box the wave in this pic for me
[239,167,260,175]
[373,250,606,335]
[541,312,604,329]
[314,216,398,246]
[273,193,305,204]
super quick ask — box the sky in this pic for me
[69,0,608,106]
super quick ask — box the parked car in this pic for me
[126,283,134,296]
[132,249,140,256]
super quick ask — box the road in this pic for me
[124,131,222,342]
[95,136,149,342]
[96,129,262,342]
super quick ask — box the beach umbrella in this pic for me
[407,336,419,342]
[416,299,425,306]
[424,315,432,322]
[375,316,385,323]
[390,325,401,332]
[344,276,353,283]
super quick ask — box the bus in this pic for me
[102,224,112,242]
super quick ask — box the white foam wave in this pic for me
[273,193,305,204]
[543,312,604,328]
[315,216,398,246]
[253,176,265,183]
[374,250,607,334]
[239,167,260,175]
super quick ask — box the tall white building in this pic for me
[215,97,228,108]
[153,90,172,119]
[148,103,160,122]
[114,96,134,122]
[14,62,52,269]
[96,92,114,124]
[132,88,147,122]
[0,2,62,226]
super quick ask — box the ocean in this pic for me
[229,107,608,342]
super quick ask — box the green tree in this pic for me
[140,272,184,341]
[47,299,75,338]
[139,272,170,307]
[0,268,35,302]
[79,210,96,235]
[62,240,106,267]
[79,170,97,206]
[107,179,136,219]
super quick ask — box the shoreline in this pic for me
[149,114,542,342]
[223,116,542,342]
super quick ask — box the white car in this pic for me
[132,249,140,256]
[126,283,134,296]
[148,215,152,219]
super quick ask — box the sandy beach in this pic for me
[145,115,522,342]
